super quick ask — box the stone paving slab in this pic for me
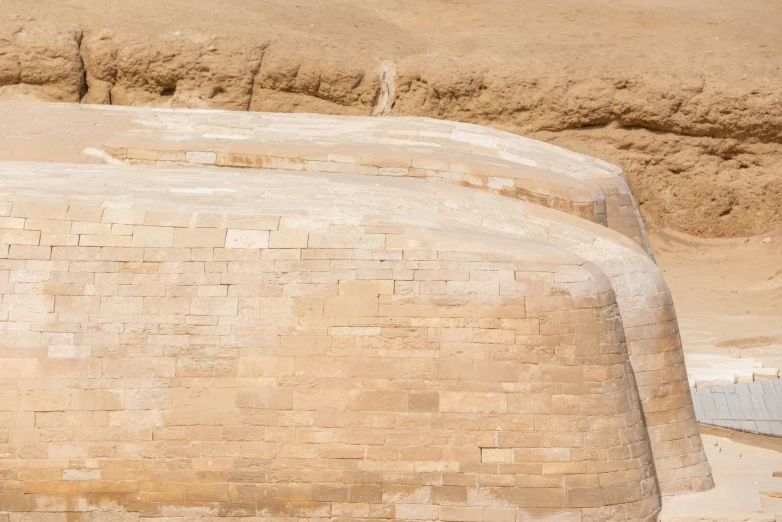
[692,379,782,436]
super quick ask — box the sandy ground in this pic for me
[6,0,781,71]
[661,433,782,518]
[651,228,782,371]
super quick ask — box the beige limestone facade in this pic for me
[0,104,711,522]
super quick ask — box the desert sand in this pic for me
[651,228,782,381]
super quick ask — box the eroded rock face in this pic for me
[1,0,781,238]
[0,25,85,101]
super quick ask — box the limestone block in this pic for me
[225,229,269,249]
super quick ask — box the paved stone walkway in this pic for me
[691,379,782,436]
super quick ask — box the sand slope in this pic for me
[651,228,782,377]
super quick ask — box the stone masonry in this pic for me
[0,102,652,257]
[0,103,712,522]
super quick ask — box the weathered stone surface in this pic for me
[0,101,650,256]
[0,105,714,520]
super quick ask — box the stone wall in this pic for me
[0,163,664,521]
[0,102,652,257]
[0,102,715,497]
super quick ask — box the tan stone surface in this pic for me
[0,102,717,494]
[0,161,668,521]
[0,101,652,256]
[0,156,712,518]
[0,94,724,521]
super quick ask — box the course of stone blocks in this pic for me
[0,102,653,257]
[0,103,711,522]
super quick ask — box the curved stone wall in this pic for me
[0,163,664,521]
[0,102,714,521]
[0,101,651,256]
[0,101,713,494]
[0,157,710,494]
